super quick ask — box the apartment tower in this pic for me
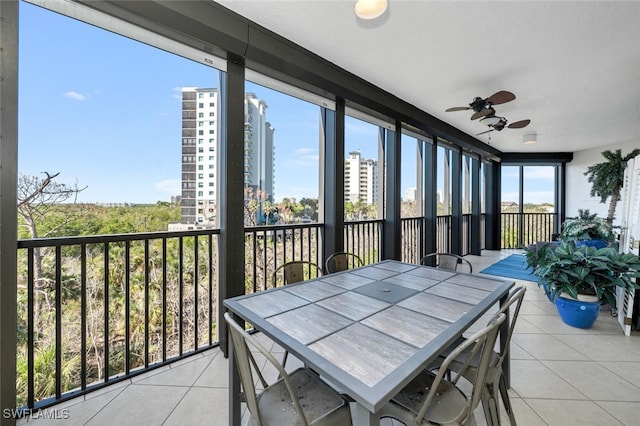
[344,150,379,205]
[180,88,274,226]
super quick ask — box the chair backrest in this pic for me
[495,285,527,369]
[420,252,473,273]
[415,313,506,425]
[325,251,364,274]
[224,312,310,426]
[272,261,322,287]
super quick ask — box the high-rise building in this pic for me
[344,150,379,205]
[180,88,274,227]
[405,187,417,202]
[244,93,275,201]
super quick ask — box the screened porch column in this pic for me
[383,124,402,260]
[451,148,462,255]
[0,1,18,423]
[424,140,438,257]
[484,160,502,250]
[471,156,482,255]
[320,99,345,262]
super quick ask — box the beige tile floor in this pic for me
[18,250,640,426]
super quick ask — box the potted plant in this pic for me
[558,209,614,249]
[531,240,640,328]
[523,242,556,301]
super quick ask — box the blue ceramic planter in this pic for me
[554,296,600,329]
[575,239,608,249]
[540,282,554,302]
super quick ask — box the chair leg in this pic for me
[277,351,289,380]
[499,375,516,425]
[482,382,501,426]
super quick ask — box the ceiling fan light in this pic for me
[523,134,537,144]
[354,0,388,20]
[480,115,501,126]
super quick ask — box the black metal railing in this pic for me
[401,217,425,264]
[436,215,452,253]
[16,229,219,411]
[401,214,474,262]
[461,213,471,255]
[244,223,323,292]
[344,219,383,265]
[501,212,557,248]
[15,211,554,411]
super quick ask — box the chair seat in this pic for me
[425,286,527,426]
[384,371,469,425]
[428,337,500,374]
[253,367,352,426]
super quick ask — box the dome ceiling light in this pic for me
[354,0,388,20]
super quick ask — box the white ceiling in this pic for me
[216,0,640,154]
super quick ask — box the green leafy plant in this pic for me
[559,209,614,243]
[523,242,554,270]
[531,241,640,309]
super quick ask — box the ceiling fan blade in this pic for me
[486,90,516,105]
[508,119,531,129]
[445,106,470,112]
[476,128,495,135]
[470,107,494,120]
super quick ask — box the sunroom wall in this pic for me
[566,138,640,225]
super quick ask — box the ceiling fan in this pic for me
[445,91,516,118]
[476,115,531,135]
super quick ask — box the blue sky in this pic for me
[502,166,555,204]
[19,2,389,204]
[19,2,554,205]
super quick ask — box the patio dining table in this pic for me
[224,259,514,425]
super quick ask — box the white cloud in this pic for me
[293,147,319,161]
[63,91,86,101]
[172,87,184,100]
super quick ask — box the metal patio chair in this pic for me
[420,252,473,273]
[270,260,322,369]
[378,313,506,425]
[271,260,322,287]
[324,251,364,274]
[224,313,352,426]
[428,285,527,425]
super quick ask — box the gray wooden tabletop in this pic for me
[224,259,513,418]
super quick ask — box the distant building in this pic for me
[244,93,275,202]
[405,187,417,202]
[344,150,379,205]
[180,88,274,227]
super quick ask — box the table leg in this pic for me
[351,403,376,426]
